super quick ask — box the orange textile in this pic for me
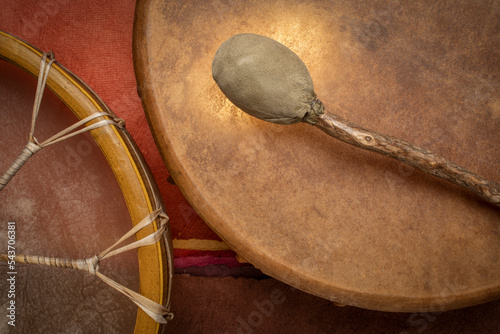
[0,0,232,266]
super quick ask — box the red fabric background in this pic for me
[0,0,237,268]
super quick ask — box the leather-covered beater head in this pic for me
[212,33,324,125]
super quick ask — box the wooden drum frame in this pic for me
[0,31,173,333]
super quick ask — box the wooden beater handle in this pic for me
[314,110,500,207]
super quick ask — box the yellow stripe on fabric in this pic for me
[173,238,231,251]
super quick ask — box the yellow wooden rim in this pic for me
[0,30,173,334]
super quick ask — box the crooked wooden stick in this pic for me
[315,110,500,206]
[212,33,500,207]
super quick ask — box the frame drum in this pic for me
[0,31,172,333]
[134,0,499,312]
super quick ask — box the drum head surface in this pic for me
[0,60,139,333]
[134,0,500,311]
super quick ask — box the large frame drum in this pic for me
[134,0,499,312]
